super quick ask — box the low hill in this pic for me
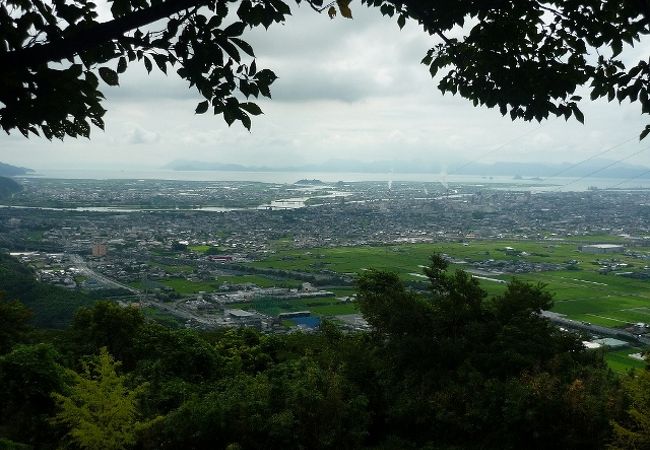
[0,176,22,199]
[0,253,96,328]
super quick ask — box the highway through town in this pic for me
[68,253,140,294]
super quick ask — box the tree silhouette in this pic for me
[1,0,649,139]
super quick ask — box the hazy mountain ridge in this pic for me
[164,158,650,179]
[0,162,34,176]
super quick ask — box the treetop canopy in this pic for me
[1,0,648,140]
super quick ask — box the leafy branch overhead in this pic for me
[0,0,649,140]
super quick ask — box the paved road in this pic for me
[541,311,650,346]
[68,254,140,294]
[68,253,217,324]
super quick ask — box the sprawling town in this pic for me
[2,176,650,346]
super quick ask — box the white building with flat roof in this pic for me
[580,244,624,254]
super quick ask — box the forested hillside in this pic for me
[2,255,648,448]
[0,253,95,328]
[0,177,21,200]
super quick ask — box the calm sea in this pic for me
[21,169,650,192]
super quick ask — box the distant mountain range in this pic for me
[164,158,650,179]
[0,162,34,177]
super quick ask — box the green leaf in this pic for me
[224,22,246,37]
[240,113,251,131]
[117,57,127,74]
[240,80,251,97]
[224,109,237,126]
[590,86,603,100]
[240,102,263,116]
[52,348,147,450]
[91,117,105,130]
[258,83,271,98]
[256,68,277,84]
[69,64,83,77]
[397,15,406,29]
[337,0,352,19]
[641,125,650,141]
[98,67,119,86]
[607,88,615,102]
[195,101,209,114]
[152,54,167,74]
[612,39,623,58]
[220,40,241,62]
[572,104,585,124]
[380,4,395,16]
[231,38,255,57]
[143,56,152,74]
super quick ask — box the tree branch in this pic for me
[0,0,202,69]
[304,0,337,13]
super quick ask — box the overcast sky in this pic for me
[2,3,649,171]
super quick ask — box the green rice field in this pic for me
[604,347,647,374]
[247,239,650,329]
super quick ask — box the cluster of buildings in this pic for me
[4,178,650,334]
[211,284,333,304]
[4,180,650,260]
[469,257,564,275]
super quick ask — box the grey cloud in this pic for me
[99,7,435,106]
[2,1,650,171]
[125,126,160,145]
[103,66,198,102]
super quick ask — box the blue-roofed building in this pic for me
[290,316,321,329]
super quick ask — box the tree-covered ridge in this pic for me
[0,253,96,328]
[1,254,647,449]
[1,0,648,139]
[0,177,22,200]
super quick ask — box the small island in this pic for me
[294,179,325,186]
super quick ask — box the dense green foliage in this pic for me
[0,343,67,447]
[356,256,618,448]
[611,369,650,448]
[52,348,152,450]
[0,253,95,328]
[1,0,648,139]
[1,254,650,448]
[0,295,32,353]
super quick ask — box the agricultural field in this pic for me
[248,239,650,329]
[141,306,184,328]
[603,347,647,374]
[139,274,304,294]
[160,278,221,294]
[218,274,303,288]
[515,270,650,327]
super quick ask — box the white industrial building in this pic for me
[580,244,624,254]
